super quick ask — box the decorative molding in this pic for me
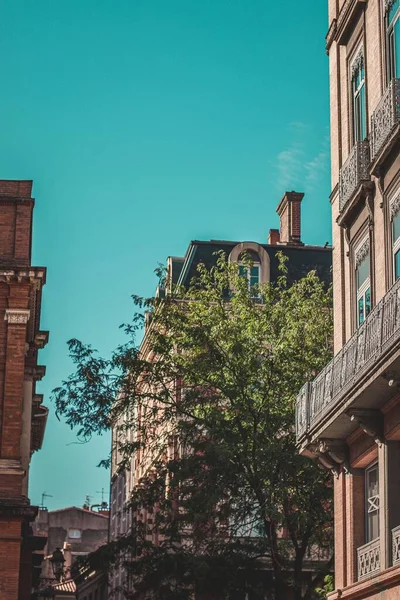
[351,47,364,77]
[390,193,400,219]
[355,237,370,268]
[385,0,396,15]
[4,309,30,324]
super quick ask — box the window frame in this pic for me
[391,194,400,281]
[365,461,380,544]
[350,46,367,144]
[354,236,371,327]
[386,0,400,82]
[238,263,261,295]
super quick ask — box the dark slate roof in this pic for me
[171,240,332,289]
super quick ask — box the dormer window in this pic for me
[238,251,261,296]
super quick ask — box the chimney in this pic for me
[268,229,280,245]
[276,191,304,245]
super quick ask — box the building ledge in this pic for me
[31,405,49,452]
[328,564,400,599]
[336,0,367,45]
[337,181,374,228]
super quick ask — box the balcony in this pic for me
[393,525,400,566]
[370,78,400,166]
[296,276,400,446]
[357,538,380,580]
[339,140,370,212]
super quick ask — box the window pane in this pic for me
[358,296,365,325]
[357,253,370,289]
[393,212,400,243]
[389,0,400,25]
[238,265,247,278]
[395,250,400,280]
[366,465,379,542]
[365,287,371,318]
[250,266,259,286]
[360,84,366,140]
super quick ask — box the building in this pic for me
[295,0,400,598]
[0,180,48,600]
[33,505,109,584]
[110,191,332,599]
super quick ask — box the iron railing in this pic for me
[370,78,400,160]
[357,538,380,580]
[393,525,400,566]
[296,277,400,443]
[339,139,370,211]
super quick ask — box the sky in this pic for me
[0,0,332,511]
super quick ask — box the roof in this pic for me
[173,239,332,290]
[48,506,109,519]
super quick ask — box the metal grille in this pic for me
[296,277,400,444]
[371,78,400,160]
[393,525,400,565]
[357,538,380,580]
[339,139,370,211]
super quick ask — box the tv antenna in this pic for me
[41,492,53,508]
[97,488,106,504]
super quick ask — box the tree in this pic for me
[54,253,333,600]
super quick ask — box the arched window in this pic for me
[238,250,261,294]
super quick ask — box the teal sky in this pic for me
[0,1,331,510]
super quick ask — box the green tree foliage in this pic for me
[54,254,333,600]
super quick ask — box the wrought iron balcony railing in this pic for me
[393,525,400,566]
[296,276,400,443]
[339,139,370,211]
[357,538,380,580]
[371,78,400,161]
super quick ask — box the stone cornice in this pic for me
[4,309,30,324]
[0,267,46,286]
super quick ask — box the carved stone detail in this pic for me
[390,193,400,219]
[346,409,384,444]
[355,238,370,268]
[4,309,30,324]
[385,0,396,15]
[351,47,364,77]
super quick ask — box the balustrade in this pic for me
[296,277,400,443]
[357,538,380,580]
[371,78,400,161]
[339,140,370,211]
[393,525,400,566]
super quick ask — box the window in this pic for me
[365,463,379,542]
[351,49,367,143]
[387,0,400,80]
[355,239,371,326]
[392,201,400,280]
[239,264,260,290]
[238,250,261,297]
[68,528,81,539]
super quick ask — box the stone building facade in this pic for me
[110,191,333,599]
[296,0,400,598]
[34,506,109,582]
[0,180,48,600]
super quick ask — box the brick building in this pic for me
[110,191,332,599]
[0,180,48,600]
[296,0,400,598]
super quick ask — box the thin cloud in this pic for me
[276,144,305,190]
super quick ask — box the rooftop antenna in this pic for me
[96,488,106,504]
[41,492,53,508]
